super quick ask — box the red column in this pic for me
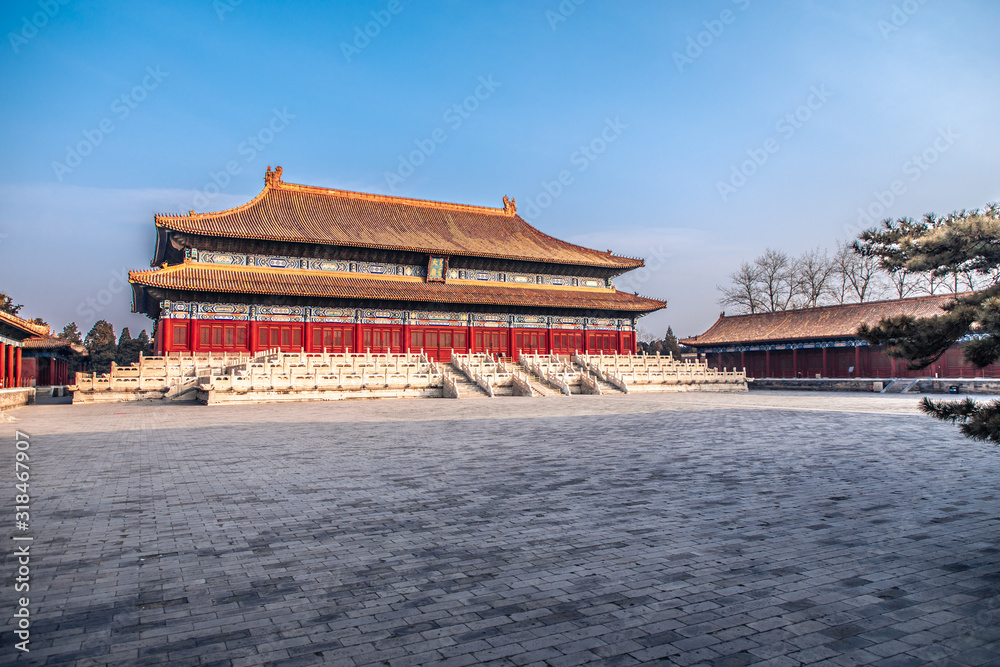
[792,348,798,378]
[890,356,897,378]
[822,348,828,378]
[0,342,5,388]
[717,352,723,371]
[854,345,861,377]
[740,350,745,371]
[765,349,771,378]
[14,347,21,387]
[355,322,363,354]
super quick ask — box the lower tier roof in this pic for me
[682,293,959,347]
[129,263,665,314]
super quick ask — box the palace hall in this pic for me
[129,167,665,360]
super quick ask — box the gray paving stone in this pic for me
[1,392,997,666]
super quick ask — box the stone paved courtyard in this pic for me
[2,392,999,666]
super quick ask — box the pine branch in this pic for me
[920,397,1000,444]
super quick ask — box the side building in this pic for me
[682,294,998,379]
[0,311,47,388]
[129,167,665,359]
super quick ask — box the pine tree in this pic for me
[663,327,682,358]
[0,291,23,316]
[116,327,142,366]
[136,329,153,357]
[857,203,1000,442]
[84,320,117,374]
[58,322,83,344]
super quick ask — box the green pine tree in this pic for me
[136,329,153,357]
[84,320,117,374]
[663,326,683,358]
[58,322,83,344]
[116,327,142,366]
[0,291,23,316]
[857,202,1000,442]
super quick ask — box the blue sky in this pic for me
[1,0,998,339]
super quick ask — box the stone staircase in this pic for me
[447,372,491,398]
[510,361,560,396]
[881,378,919,394]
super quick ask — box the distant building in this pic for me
[682,294,994,379]
[0,311,88,387]
[20,336,88,387]
[129,167,665,359]
[0,311,50,387]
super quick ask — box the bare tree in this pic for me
[833,241,885,303]
[717,260,762,314]
[794,247,834,308]
[882,265,918,299]
[756,248,797,311]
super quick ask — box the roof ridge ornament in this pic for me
[503,195,516,215]
[264,165,284,186]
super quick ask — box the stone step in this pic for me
[511,362,559,396]
[881,379,919,394]
[449,375,491,398]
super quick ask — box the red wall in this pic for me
[156,318,635,360]
[707,344,1000,379]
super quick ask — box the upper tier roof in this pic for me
[130,263,665,314]
[155,167,643,270]
[682,294,960,347]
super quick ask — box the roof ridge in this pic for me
[272,179,514,217]
[154,171,515,222]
